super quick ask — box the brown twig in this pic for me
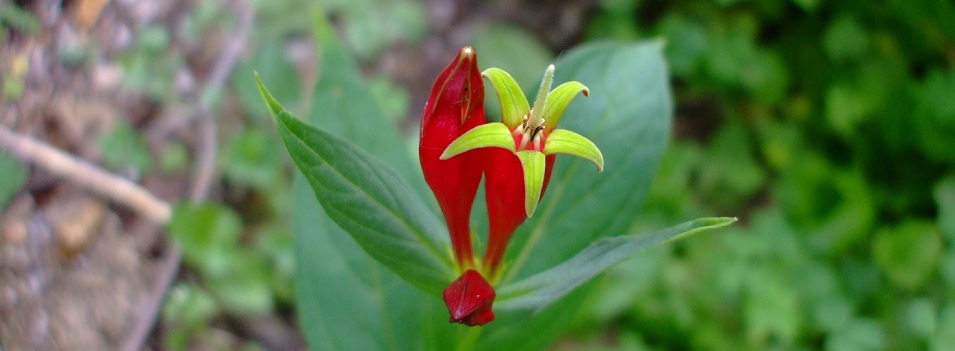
[0,125,172,223]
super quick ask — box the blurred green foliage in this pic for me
[566,0,955,350]
[0,151,28,209]
[97,120,152,175]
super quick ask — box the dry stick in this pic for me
[0,125,172,223]
[119,2,256,351]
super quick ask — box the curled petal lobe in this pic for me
[440,123,515,160]
[542,81,589,133]
[482,68,530,128]
[543,129,604,172]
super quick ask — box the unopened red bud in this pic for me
[443,269,496,327]
[420,47,487,270]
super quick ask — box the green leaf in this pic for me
[255,72,285,117]
[441,122,515,160]
[287,15,469,351]
[495,217,735,311]
[872,220,942,291]
[207,253,275,314]
[504,40,673,284]
[517,150,546,218]
[162,283,219,328]
[475,40,675,349]
[826,318,886,351]
[543,129,604,172]
[97,120,152,174]
[0,4,41,34]
[482,68,529,127]
[0,150,28,208]
[936,176,955,243]
[272,109,453,294]
[223,127,283,188]
[169,202,242,277]
[293,175,466,351]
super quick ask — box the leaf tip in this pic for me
[255,73,285,118]
[707,216,738,228]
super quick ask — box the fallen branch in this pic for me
[0,124,172,223]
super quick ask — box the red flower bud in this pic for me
[443,269,496,327]
[419,47,486,270]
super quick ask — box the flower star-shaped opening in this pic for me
[441,65,604,218]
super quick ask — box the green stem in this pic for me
[456,326,484,351]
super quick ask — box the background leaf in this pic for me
[0,150,28,208]
[503,40,673,283]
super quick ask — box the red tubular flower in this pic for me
[419,47,486,271]
[481,147,555,277]
[442,65,603,279]
[423,51,601,327]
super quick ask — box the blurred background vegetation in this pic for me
[2,0,954,350]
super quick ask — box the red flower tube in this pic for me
[419,47,486,271]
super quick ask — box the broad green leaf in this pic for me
[272,109,453,294]
[496,217,735,311]
[294,176,469,351]
[477,41,675,349]
[504,40,674,283]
